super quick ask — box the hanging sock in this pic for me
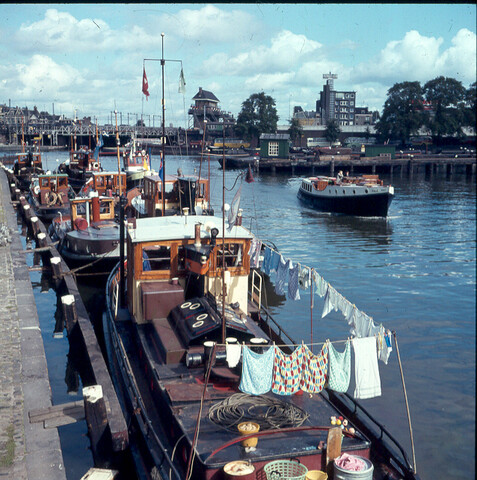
[288,261,301,300]
[239,345,275,395]
[327,340,351,393]
[352,337,381,399]
[301,344,329,393]
[272,345,304,395]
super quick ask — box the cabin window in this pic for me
[142,245,171,272]
[268,142,279,157]
[41,178,49,188]
[100,201,111,214]
[75,203,86,215]
[216,243,243,268]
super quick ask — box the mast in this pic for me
[161,33,166,216]
[221,122,226,344]
[115,110,122,197]
[21,116,25,153]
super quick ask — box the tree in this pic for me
[463,82,476,128]
[235,92,279,145]
[375,81,425,145]
[288,117,303,145]
[324,119,341,145]
[423,76,467,142]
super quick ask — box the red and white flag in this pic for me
[142,67,150,100]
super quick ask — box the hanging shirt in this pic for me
[272,345,304,395]
[327,341,351,393]
[298,264,311,290]
[226,343,242,368]
[313,271,328,298]
[239,345,275,395]
[275,255,290,296]
[269,249,281,274]
[288,261,301,300]
[261,246,272,275]
[352,337,381,399]
[301,344,329,393]
[248,238,262,269]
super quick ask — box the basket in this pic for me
[264,459,308,480]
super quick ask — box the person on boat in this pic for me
[336,170,344,184]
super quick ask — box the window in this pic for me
[216,243,244,268]
[268,142,279,156]
[142,245,171,272]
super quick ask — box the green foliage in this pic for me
[324,119,341,145]
[288,117,303,144]
[235,92,278,144]
[375,81,425,144]
[423,76,467,140]
[464,82,476,128]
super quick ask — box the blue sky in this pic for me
[1,3,475,127]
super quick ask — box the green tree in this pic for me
[463,82,476,128]
[324,119,341,145]
[288,117,303,145]
[423,76,467,141]
[375,81,425,145]
[235,92,279,145]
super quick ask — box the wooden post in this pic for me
[14,189,21,201]
[36,232,48,249]
[23,203,32,220]
[61,294,78,336]
[30,216,40,236]
[50,256,62,279]
[83,385,113,469]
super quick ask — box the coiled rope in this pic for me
[208,393,309,432]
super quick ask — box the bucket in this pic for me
[223,460,255,479]
[306,471,328,480]
[237,422,260,448]
[334,456,373,480]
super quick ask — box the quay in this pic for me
[0,166,128,479]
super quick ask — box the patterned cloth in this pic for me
[301,344,329,393]
[327,341,351,393]
[288,261,300,300]
[272,346,304,395]
[239,345,275,395]
[275,255,290,295]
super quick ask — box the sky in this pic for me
[1,3,476,127]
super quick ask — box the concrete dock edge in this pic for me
[0,168,66,480]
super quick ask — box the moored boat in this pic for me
[58,146,102,192]
[122,137,151,189]
[297,174,394,217]
[103,209,419,480]
[12,150,44,190]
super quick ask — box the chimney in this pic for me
[194,223,201,247]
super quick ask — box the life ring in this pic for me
[92,162,99,170]
[33,185,40,196]
[57,192,64,205]
[47,191,58,206]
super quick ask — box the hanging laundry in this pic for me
[347,307,373,338]
[269,249,281,274]
[248,238,262,269]
[239,345,275,395]
[352,337,381,399]
[261,246,272,275]
[298,264,311,290]
[272,345,304,395]
[275,255,290,295]
[226,343,242,368]
[313,271,328,298]
[288,261,301,300]
[301,344,329,393]
[328,341,351,393]
[322,284,339,317]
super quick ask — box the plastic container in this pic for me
[306,471,328,480]
[334,456,373,480]
[237,422,260,448]
[264,459,308,480]
[223,460,255,479]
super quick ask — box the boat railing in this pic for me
[324,389,418,479]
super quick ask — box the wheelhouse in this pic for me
[69,196,116,229]
[83,171,127,197]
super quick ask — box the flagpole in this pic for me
[221,121,226,344]
[161,33,166,216]
[115,110,122,198]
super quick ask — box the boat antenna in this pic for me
[160,34,166,215]
[115,110,122,197]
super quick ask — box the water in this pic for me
[36,151,475,479]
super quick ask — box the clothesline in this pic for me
[213,338,351,349]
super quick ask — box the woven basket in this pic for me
[264,459,308,480]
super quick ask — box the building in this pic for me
[259,133,290,159]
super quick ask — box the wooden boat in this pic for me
[80,171,127,198]
[28,173,74,222]
[54,195,122,269]
[12,150,44,190]
[58,146,101,192]
[122,137,151,189]
[297,174,394,217]
[103,211,420,480]
[130,173,213,218]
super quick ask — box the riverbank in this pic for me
[0,169,66,479]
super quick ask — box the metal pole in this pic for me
[221,124,226,344]
[115,110,122,197]
[161,33,166,216]
[119,195,126,307]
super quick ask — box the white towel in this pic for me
[226,344,242,368]
[352,337,381,399]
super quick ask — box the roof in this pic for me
[192,87,219,103]
[260,133,290,141]
[129,215,254,244]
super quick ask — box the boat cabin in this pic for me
[69,196,116,230]
[125,216,254,356]
[142,174,210,217]
[15,151,42,170]
[82,171,127,197]
[69,148,101,172]
[31,173,71,206]
[123,145,150,172]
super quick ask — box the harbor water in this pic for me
[33,151,475,480]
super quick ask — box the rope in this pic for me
[208,393,310,432]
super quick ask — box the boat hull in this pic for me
[297,185,393,217]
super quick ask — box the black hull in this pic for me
[297,189,393,217]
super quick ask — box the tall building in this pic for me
[316,73,356,126]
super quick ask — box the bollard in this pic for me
[61,294,78,335]
[83,385,113,468]
[36,232,48,249]
[30,216,40,236]
[50,256,62,279]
